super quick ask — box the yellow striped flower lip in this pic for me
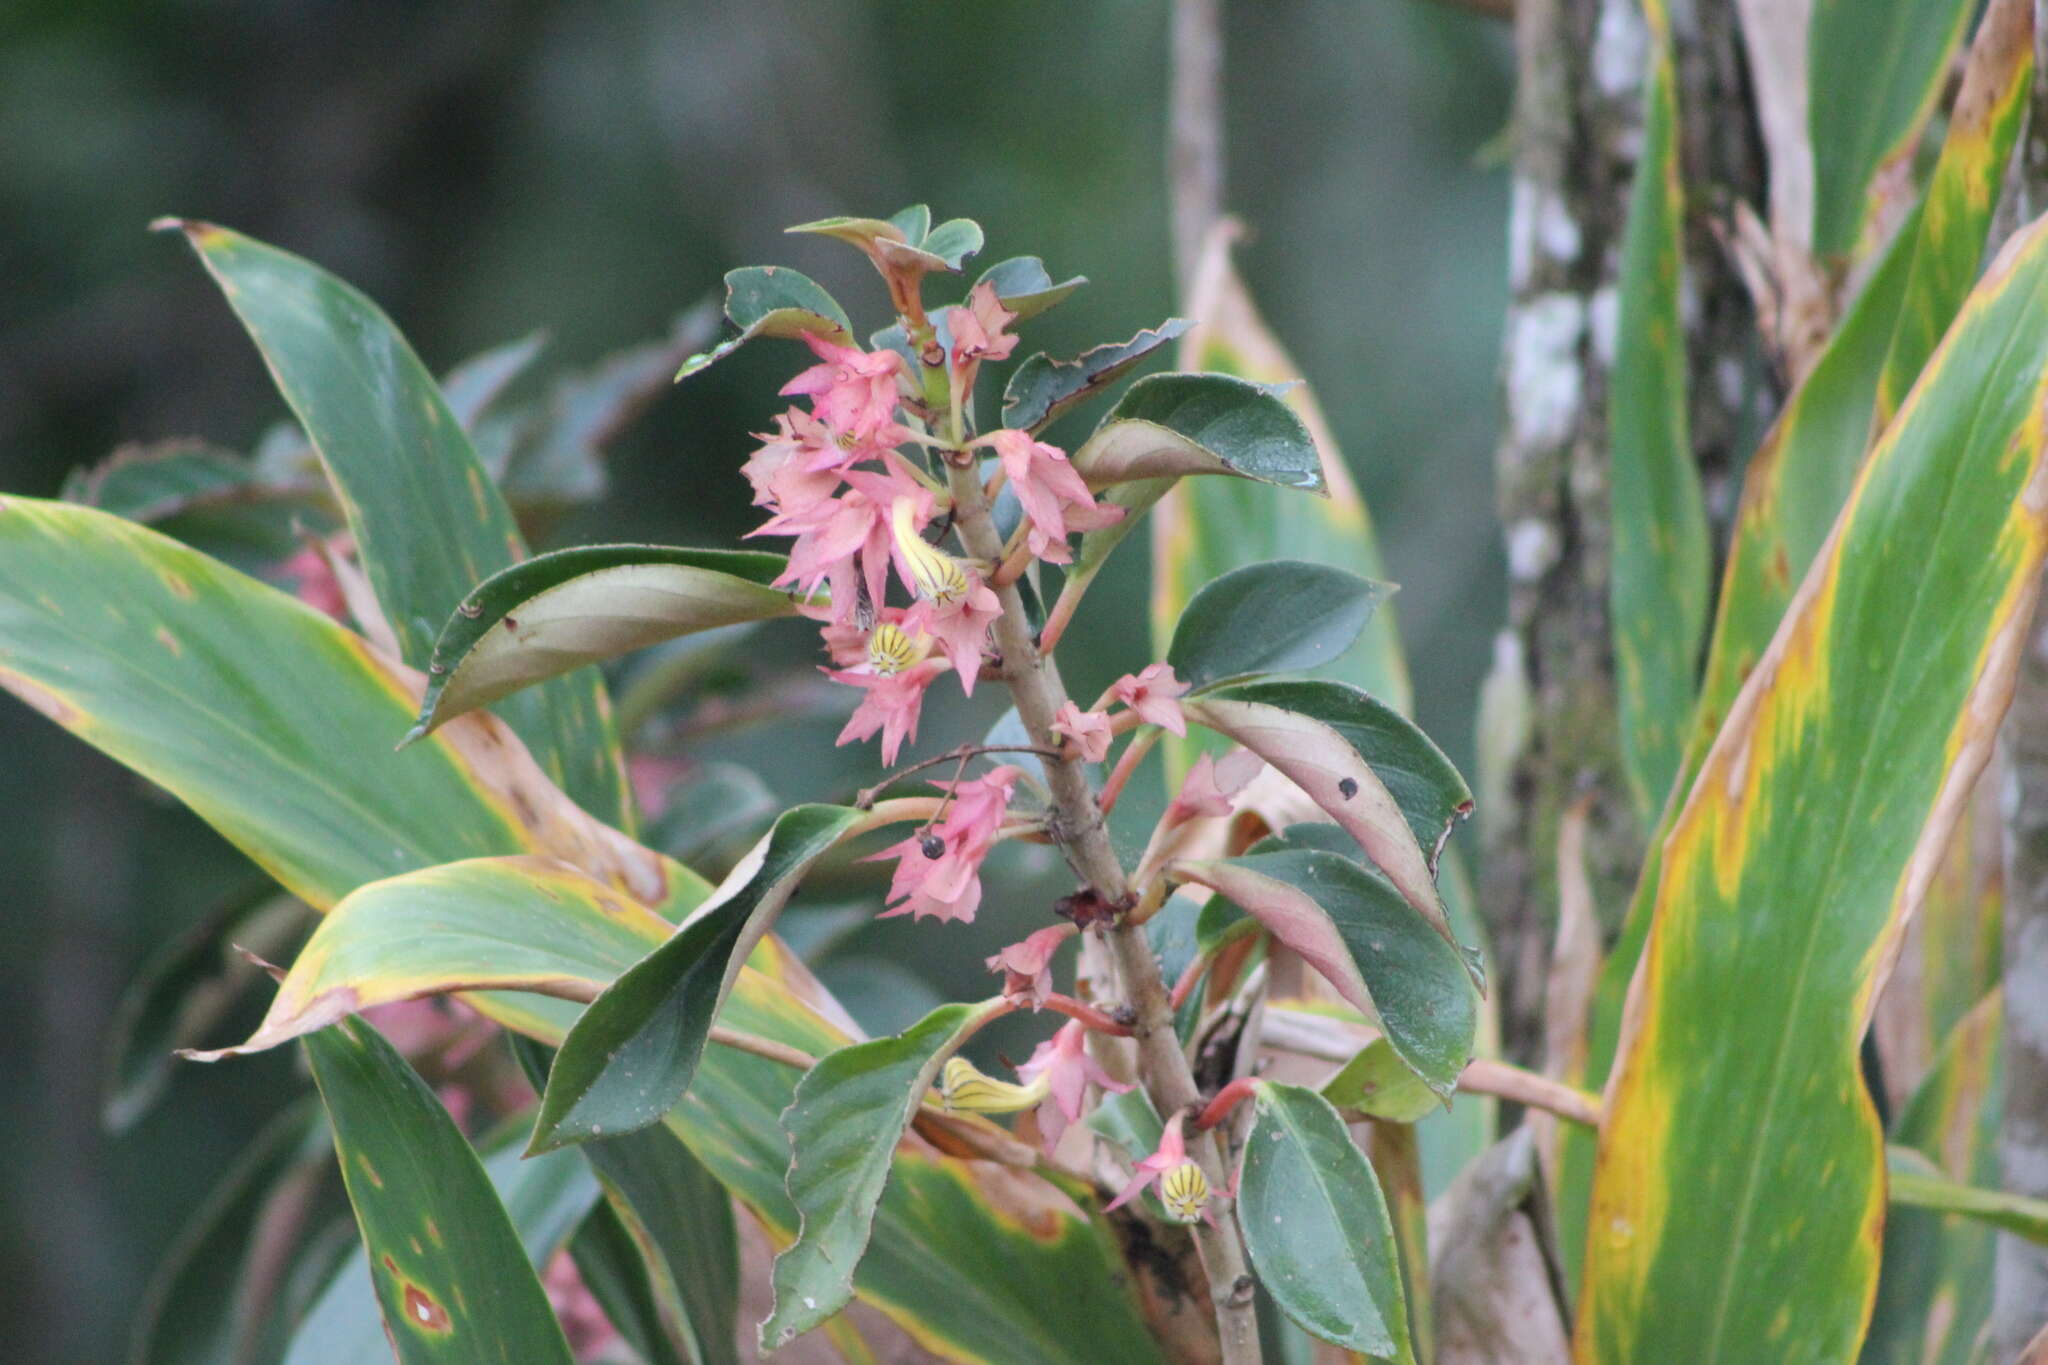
[892,498,970,605]
[935,1056,1048,1114]
[1159,1160,1210,1224]
[866,621,932,675]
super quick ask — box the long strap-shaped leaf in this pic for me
[1558,0,2036,1290]
[163,221,632,826]
[1607,0,1709,821]
[305,1017,576,1363]
[1576,214,2048,1362]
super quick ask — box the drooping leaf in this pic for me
[1183,689,1460,951]
[281,1120,602,1365]
[1195,680,1473,874]
[1809,0,1976,258]
[532,804,867,1152]
[762,999,1002,1350]
[1606,0,1709,820]
[973,255,1086,320]
[1175,850,1477,1096]
[1001,321,1193,433]
[303,1017,577,1363]
[179,855,681,1060]
[567,1202,693,1365]
[1577,215,2048,1363]
[1886,1147,2048,1243]
[1236,1081,1411,1359]
[165,220,631,826]
[675,266,854,381]
[407,544,800,739]
[1166,560,1390,692]
[0,499,686,916]
[1323,1039,1440,1124]
[1865,990,2004,1365]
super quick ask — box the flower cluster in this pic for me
[738,284,1123,766]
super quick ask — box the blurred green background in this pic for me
[0,1,1509,1359]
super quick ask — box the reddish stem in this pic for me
[1041,992,1134,1037]
[1194,1076,1260,1132]
[1167,953,1208,1010]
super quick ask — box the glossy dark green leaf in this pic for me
[1810,0,1974,257]
[408,544,798,739]
[1168,560,1391,693]
[1322,1040,1439,1124]
[1070,371,1325,494]
[973,255,1087,320]
[532,804,866,1152]
[763,1000,999,1350]
[167,220,630,826]
[675,266,854,380]
[1000,320,1192,433]
[281,1120,601,1365]
[303,1017,576,1363]
[1237,1081,1411,1358]
[1175,850,1476,1096]
[1199,679,1472,872]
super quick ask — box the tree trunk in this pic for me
[1483,0,1766,1061]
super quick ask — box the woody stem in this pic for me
[940,444,1261,1365]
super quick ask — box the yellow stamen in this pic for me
[935,1056,1048,1114]
[866,621,929,675]
[1159,1160,1211,1224]
[892,499,969,605]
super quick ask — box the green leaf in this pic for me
[1175,850,1476,1096]
[568,1203,693,1365]
[1578,214,2048,1363]
[887,204,931,241]
[166,220,630,827]
[1607,0,1709,821]
[0,499,688,915]
[642,761,779,868]
[533,805,866,1152]
[1322,1040,1440,1124]
[787,209,976,275]
[675,266,854,381]
[514,1037,741,1365]
[1865,990,2004,1364]
[1237,1081,1411,1359]
[408,544,800,739]
[1166,560,1390,692]
[1886,1147,2048,1243]
[1085,1087,1167,1163]
[1810,0,1975,258]
[973,256,1086,321]
[1069,371,1324,493]
[303,1017,576,1363]
[763,1000,1001,1350]
[1196,680,1472,874]
[179,855,684,1061]
[919,217,985,269]
[1000,321,1193,433]
[1183,689,1463,953]
[281,1120,602,1365]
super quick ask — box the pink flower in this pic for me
[741,409,844,518]
[985,923,1078,1005]
[1164,748,1265,825]
[1017,1018,1133,1154]
[542,1249,620,1357]
[827,627,947,766]
[1109,662,1191,736]
[276,543,348,621]
[1103,1112,1214,1225]
[780,333,908,448]
[868,766,1020,923]
[949,281,1018,368]
[1052,701,1113,763]
[890,498,1001,691]
[761,460,934,626]
[983,429,1124,564]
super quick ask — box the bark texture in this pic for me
[1482,0,1766,1061]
